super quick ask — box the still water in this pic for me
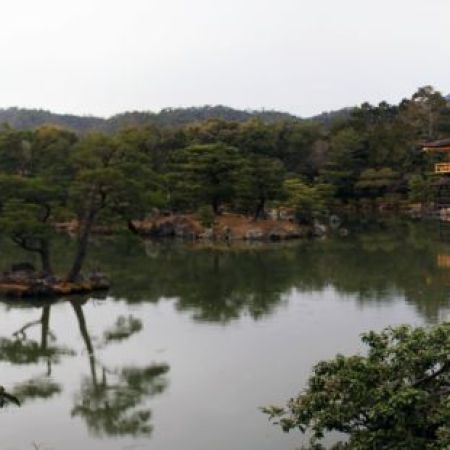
[0,221,449,450]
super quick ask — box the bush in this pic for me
[198,205,215,228]
[263,323,450,449]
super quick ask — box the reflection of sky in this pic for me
[0,286,433,450]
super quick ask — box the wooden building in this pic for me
[422,139,450,238]
[422,138,450,174]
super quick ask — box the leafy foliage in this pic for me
[0,337,73,364]
[263,324,450,450]
[72,364,169,437]
[408,175,434,203]
[103,315,143,343]
[12,378,61,403]
[197,205,215,228]
[169,143,242,213]
[236,154,285,218]
[283,178,333,224]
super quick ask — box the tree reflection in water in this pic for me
[87,221,450,324]
[70,301,169,437]
[2,221,447,326]
[0,299,170,438]
[0,305,72,367]
[0,304,70,405]
[71,363,169,436]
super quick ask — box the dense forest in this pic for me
[0,86,449,278]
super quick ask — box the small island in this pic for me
[0,264,110,298]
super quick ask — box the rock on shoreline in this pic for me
[130,213,312,241]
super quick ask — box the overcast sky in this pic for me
[0,0,448,118]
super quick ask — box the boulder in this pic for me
[268,227,305,240]
[313,222,327,237]
[173,216,198,239]
[268,227,286,241]
[141,215,202,239]
[245,228,264,240]
[199,228,214,240]
[150,221,175,237]
[221,226,233,241]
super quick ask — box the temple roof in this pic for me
[422,138,450,151]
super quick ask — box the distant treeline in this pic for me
[0,105,304,133]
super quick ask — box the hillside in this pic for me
[0,107,105,133]
[0,105,301,133]
[3,95,447,133]
[309,107,354,126]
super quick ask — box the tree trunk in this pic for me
[39,240,53,275]
[40,306,51,351]
[253,198,265,221]
[127,220,139,235]
[12,236,53,275]
[41,305,51,375]
[71,301,98,387]
[66,210,97,282]
[212,197,220,215]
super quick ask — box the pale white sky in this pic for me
[0,0,448,117]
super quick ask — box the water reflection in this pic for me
[0,222,449,450]
[1,305,72,366]
[70,301,169,437]
[0,304,69,405]
[75,221,450,323]
[2,221,448,323]
[72,364,169,437]
[0,299,170,438]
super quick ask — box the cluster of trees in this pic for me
[0,127,157,280]
[0,86,449,277]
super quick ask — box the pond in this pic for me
[0,220,449,450]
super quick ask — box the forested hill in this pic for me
[307,107,354,126]
[2,94,449,133]
[0,105,300,133]
[0,108,105,133]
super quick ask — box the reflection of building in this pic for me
[422,138,450,175]
[437,253,450,270]
[435,253,450,316]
